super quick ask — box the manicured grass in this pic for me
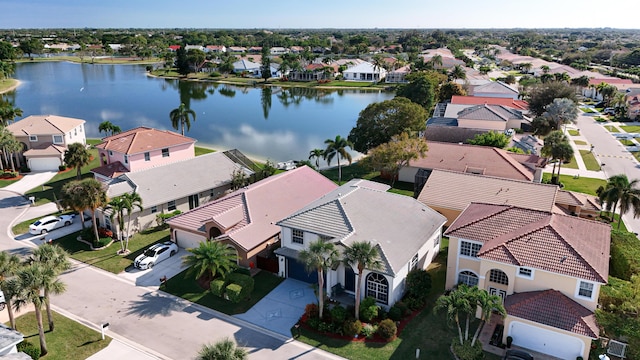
[0,78,18,92]
[161,270,283,315]
[195,146,216,156]
[619,139,635,146]
[595,116,607,122]
[55,227,170,274]
[562,157,579,170]
[542,173,606,196]
[0,177,21,188]
[621,126,640,133]
[605,126,620,133]
[580,107,595,113]
[574,140,587,145]
[634,152,640,162]
[13,311,110,360]
[320,163,379,184]
[579,150,601,171]
[568,129,580,136]
[25,148,101,206]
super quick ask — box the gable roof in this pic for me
[91,161,130,178]
[505,290,599,338]
[167,166,338,252]
[588,78,633,86]
[95,127,195,155]
[409,142,539,181]
[277,179,446,276]
[23,143,67,156]
[450,95,529,110]
[107,152,249,208]
[342,61,386,74]
[457,104,525,122]
[445,203,610,283]
[7,115,85,136]
[233,59,261,70]
[472,81,519,95]
[0,323,24,352]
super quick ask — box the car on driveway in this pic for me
[29,214,75,235]
[134,242,179,270]
[503,349,533,360]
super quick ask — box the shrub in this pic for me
[304,303,319,319]
[20,165,31,173]
[58,165,67,171]
[80,227,95,241]
[226,273,254,300]
[388,306,403,321]
[98,227,113,238]
[377,319,397,340]
[318,321,332,333]
[210,279,226,297]
[395,301,409,316]
[233,267,251,276]
[359,297,379,322]
[307,317,320,330]
[404,296,426,311]
[343,319,362,337]
[361,323,378,338]
[330,305,347,324]
[225,283,243,303]
[17,341,40,359]
[210,71,222,77]
[610,230,640,281]
[406,269,432,301]
[451,339,483,360]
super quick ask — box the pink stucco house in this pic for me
[91,127,196,181]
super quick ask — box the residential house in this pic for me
[275,179,446,308]
[583,78,635,101]
[342,61,387,82]
[289,46,305,54]
[99,151,253,236]
[0,324,24,356]
[471,81,519,99]
[454,104,531,132]
[91,127,196,181]
[248,46,262,54]
[166,166,338,268]
[385,65,410,84]
[288,63,331,81]
[168,45,180,52]
[232,59,281,78]
[626,89,640,120]
[184,45,205,52]
[420,48,465,69]
[227,46,246,53]
[270,47,288,55]
[204,45,226,53]
[450,95,529,111]
[444,203,610,359]
[417,170,600,225]
[7,115,86,171]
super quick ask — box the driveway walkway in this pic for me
[4,171,57,195]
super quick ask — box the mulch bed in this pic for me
[0,175,23,180]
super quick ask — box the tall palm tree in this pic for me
[470,288,506,346]
[343,241,382,320]
[449,65,466,81]
[599,174,640,229]
[196,338,248,360]
[0,102,22,126]
[64,178,108,246]
[543,97,578,131]
[182,241,238,281]
[298,239,339,319]
[169,103,196,136]
[0,127,21,171]
[0,252,22,329]
[28,244,70,331]
[430,54,443,69]
[63,143,92,180]
[324,135,353,185]
[98,121,122,137]
[107,196,128,252]
[433,284,473,345]
[541,130,573,185]
[308,148,325,168]
[60,180,90,229]
[121,192,143,252]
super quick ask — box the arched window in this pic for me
[458,271,479,287]
[366,272,389,304]
[209,227,222,239]
[489,269,509,285]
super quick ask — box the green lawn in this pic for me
[574,140,587,145]
[161,270,283,315]
[605,126,620,133]
[579,150,601,171]
[12,210,76,236]
[55,227,170,273]
[568,129,580,136]
[0,177,21,188]
[12,311,110,360]
[621,126,640,133]
[562,157,579,170]
[619,139,635,146]
[542,173,606,196]
[580,107,595,113]
[195,146,216,156]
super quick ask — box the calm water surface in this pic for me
[11,62,393,162]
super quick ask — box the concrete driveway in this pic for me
[4,171,57,195]
[118,248,189,288]
[235,278,317,337]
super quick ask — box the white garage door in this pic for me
[509,321,584,359]
[174,230,205,250]
[29,157,61,171]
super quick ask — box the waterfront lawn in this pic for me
[0,78,17,92]
[579,150,601,171]
[195,146,216,156]
[55,227,170,274]
[160,270,283,315]
[621,125,640,133]
[542,173,606,196]
[320,163,378,183]
[14,311,110,360]
[17,56,160,65]
[25,147,100,206]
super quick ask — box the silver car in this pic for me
[134,242,179,270]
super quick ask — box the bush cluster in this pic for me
[376,319,397,339]
[451,339,483,360]
[209,271,254,303]
[343,319,362,337]
[1,170,19,178]
[17,341,40,359]
[359,297,379,322]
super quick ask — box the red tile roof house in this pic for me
[444,203,610,359]
[450,95,529,111]
[166,166,338,269]
[91,127,196,181]
[6,115,87,171]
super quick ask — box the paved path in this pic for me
[4,171,57,195]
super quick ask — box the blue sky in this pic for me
[1,0,638,29]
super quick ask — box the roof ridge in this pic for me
[478,214,551,256]
[374,242,395,276]
[43,115,65,133]
[493,148,534,179]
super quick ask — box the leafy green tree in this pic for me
[60,179,108,246]
[261,46,271,82]
[597,82,617,107]
[299,240,339,319]
[19,38,43,60]
[187,49,206,73]
[571,75,590,88]
[468,131,510,148]
[60,180,90,229]
[543,98,578,131]
[28,244,71,331]
[0,41,17,61]
[324,135,353,185]
[182,241,238,281]
[308,148,325,168]
[343,241,382,321]
[169,103,197,136]
[175,46,190,76]
[396,71,446,111]
[196,338,248,360]
[0,252,22,329]
[98,121,121,137]
[599,175,640,230]
[348,97,427,153]
[527,81,578,117]
[449,65,466,81]
[438,82,466,103]
[0,101,22,126]
[63,143,92,180]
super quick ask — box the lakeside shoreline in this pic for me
[0,79,21,94]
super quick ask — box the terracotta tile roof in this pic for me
[409,142,539,181]
[95,127,195,155]
[91,161,129,178]
[588,78,633,86]
[505,290,599,338]
[445,203,610,282]
[167,166,338,252]
[7,115,85,136]
[450,95,529,110]
[23,143,67,157]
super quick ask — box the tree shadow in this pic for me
[125,291,184,318]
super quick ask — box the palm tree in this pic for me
[169,103,197,136]
[433,285,473,345]
[599,175,640,229]
[0,102,22,126]
[470,289,506,346]
[121,192,143,252]
[543,98,578,131]
[182,241,238,281]
[298,239,339,319]
[28,244,70,331]
[324,135,353,185]
[63,143,92,180]
[0,127,21,171]
[371,54,385,82]
[98,121,122,137]
[308,148,325,168]
[343,241,382,320]
[0,252,22,329]
[60,180,90,229]
[196,338,248,360]
[553,141,574,185]
[430,54,443,69]
[541,130,572,185]
[107,196,128,252]
[540,65,550,74]
[63,178,108,246]
[449,65,466,81]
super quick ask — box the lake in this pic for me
[10,62,393,163]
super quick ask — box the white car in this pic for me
[29,214,75,235]
[134,242,179,270]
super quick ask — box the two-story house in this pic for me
[91,127,196,181]
[444,203,610,359]
[275,179,446,309]
[7,115,86,171]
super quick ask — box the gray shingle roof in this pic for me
[457,104,524,122]
[0,324,23,353]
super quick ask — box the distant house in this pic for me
[205,45,226,53]
[450,95,528,111]
[471,81,519,99]
[276,179,446,308]
[454,104,531,131]
[168,45,181,52]
[288,63,331,81]
[627,89,640,120]
[184,45,204,52]
[7,115,86,171]
[342,61,387,82]
[248,46,262,53]
[289,46,305,54]
[385,65,410,83]
[227,46,246,53]
[232,59,280,78]
[91,127,196,181]
[583,78,635,100]
[270,47,288,55]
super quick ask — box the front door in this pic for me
[488,287,507,303]
[344,266,355,292]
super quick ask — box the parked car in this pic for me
[134,242,179,270]
[28,214,75,235]
[0,290,5,311]
[604,107,616,115]
[504,349,533,360]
